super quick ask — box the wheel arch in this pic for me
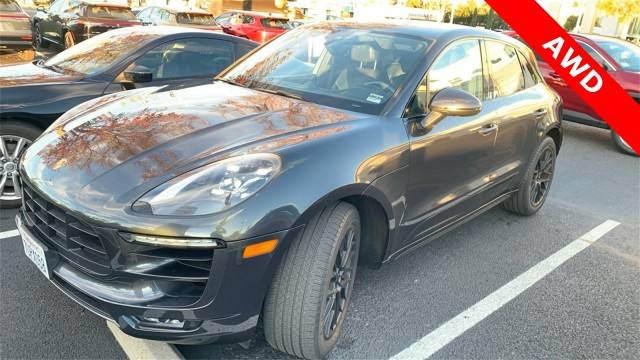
[291,183,394,268]
[546,126,562,153]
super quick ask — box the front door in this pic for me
[400,39,500,249]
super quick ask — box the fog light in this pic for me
[143,317,186,329]
[120,232,226,249]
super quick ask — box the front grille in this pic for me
[21,181,111,275]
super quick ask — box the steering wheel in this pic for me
[364,81,394,93]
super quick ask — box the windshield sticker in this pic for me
[366,93,384,104]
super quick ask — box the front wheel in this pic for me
[503,137,557,216]
[1,122,40,208]
[611,131,637,156]
[263,202,361,359]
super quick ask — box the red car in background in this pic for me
[214,10,290,43]
[507,31,639,156]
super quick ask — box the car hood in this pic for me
[21,82,362,208]
[0,62,82,87]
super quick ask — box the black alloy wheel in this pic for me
[322,227,358,339]
[530,147,554,207]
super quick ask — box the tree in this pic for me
[564,15,579,31]
[596,0,640,22]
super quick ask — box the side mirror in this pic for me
[124,66,152,83]
[420,87,482,130]
[121,65,152,90]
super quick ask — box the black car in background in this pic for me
[0,26,257,207]
[17,22,562,359]
[136,6,220,32]
[31,0,140,50]
[0,0,32,53]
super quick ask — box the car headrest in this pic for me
[351,44,377,63]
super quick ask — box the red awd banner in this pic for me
[485,0,640,153]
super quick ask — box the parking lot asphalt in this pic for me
[1,121,638,360]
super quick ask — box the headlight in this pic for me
[132,153,281,216]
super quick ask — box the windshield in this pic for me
[85,5,136,20]
[261,18,291,29]
[177,12,215,25]
[0,0,20,12]
[221,24,431,114]
[595,39,640,72]
[43,30,158,76]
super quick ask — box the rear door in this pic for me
[483,40,545,189]
[401,39,500,247]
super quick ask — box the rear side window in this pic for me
[177,12,215,25]
[517,51,540,88]
[485,41,525,98]
[86,5,135,20]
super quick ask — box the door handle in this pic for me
[478,123,498,135]
[533,108,548,118]
[549,72,561,78]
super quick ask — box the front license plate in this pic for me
[21,227,50,279]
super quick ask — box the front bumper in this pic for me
[16,202,302,344]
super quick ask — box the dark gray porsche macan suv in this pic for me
[17,22,562,359]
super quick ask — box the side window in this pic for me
[215,13,231,25]
[517,51,539,88]
[406,40,484,117]
[49,0,64,14]
[237,43,255,58]
[577,41,609,69]
[149,8,160,23]
[485,41,525,98]
[127,38,236,81]
[138,8,150,21]
[242,15,254,24]
[158,10,168,22]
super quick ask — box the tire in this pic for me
[64,31,75,49]
[503,137,557,216]
[263,202,361,359]
[1,121,42,208]
[611,131,637,157]
[32,22,48,50]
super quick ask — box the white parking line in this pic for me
[107,321,184,360]
[390,219,621,360]
[0,229,19,239]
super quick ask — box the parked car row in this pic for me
[505,31,639,156]
[0,0,294,55]
[11,21,565,360]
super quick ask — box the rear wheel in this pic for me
[263,202,360,359]
[1,122,40,208]
[503,137,557,216]
[611,131,637,156]
[33,23,48,50]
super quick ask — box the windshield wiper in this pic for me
[35,59,64,73]
[254,87,304,101]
